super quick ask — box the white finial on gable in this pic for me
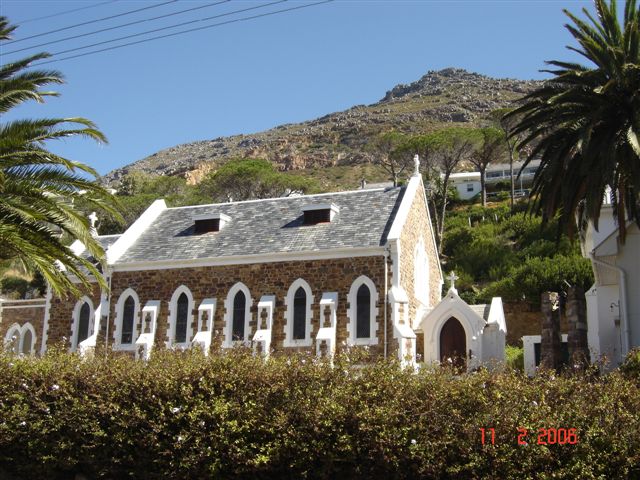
[447,271,459,294]
[413,154,420,177]
[88,212,98,236]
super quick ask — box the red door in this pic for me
[440,317,467,369]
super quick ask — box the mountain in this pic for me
[103,68,540,185]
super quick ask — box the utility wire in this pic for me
[41,0,286,59]
[15,1,119,25]
[35,0,334,66]
[4,1,231,55]
[5,0,178,45]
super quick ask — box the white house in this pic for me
[581,192,640,367]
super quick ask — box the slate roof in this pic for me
[78,234,122,274]
[117,187,405,264]
[469,304,490,321]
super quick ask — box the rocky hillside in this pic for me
[104,68,540,185]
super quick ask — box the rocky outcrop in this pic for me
[103,68,540,185]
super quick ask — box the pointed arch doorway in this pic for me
[440,317,467,369]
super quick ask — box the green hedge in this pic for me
[0,350,639,479]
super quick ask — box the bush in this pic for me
[0,350,638,479]
[621,348,640,383]
[505,345,524,372]
[0,275,29,299]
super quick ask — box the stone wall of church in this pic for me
[398,182,442,327]
[0,300,46,353]
[105,256,393,358]
[46,283,102,350]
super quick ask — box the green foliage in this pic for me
[0,275,29,299]
[621,348,640,383]
[507,0,640,240]
[505,345,524,372]
[198,158,318,202]
[1,350,639,479]
[442,204,593,303]
[0,17,121,298]
[479,255,593,304]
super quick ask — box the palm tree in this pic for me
[508,0,639,240]
[0,17,120,297]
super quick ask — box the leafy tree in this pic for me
[489,108,527,212]
[197,158,316,202]
[370,131,411,187]
[469,127,507,206]
[0,18,120,297]
[507,0,640,240]
[416,127,477,252]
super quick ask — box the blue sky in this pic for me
[1,0,594,176]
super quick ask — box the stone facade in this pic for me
[0,299,46,353]
[46,283,102,350]
[58,256,395,357]
[399,183,441,327]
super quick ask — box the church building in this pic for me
[1,158,506,368]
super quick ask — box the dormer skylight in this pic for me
[193,213,230,234]
[301,203,339,225]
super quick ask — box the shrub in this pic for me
[621,348,640,383]
[505,345,524,372]
[0,350,638,479]
[0,276,29,299]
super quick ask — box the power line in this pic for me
[35,0,334,66]
[15,1,119,25]
[39,0,287,59]
[5,0,178,45]
[4,1,231,55]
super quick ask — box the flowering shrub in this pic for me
[0,350,638,479]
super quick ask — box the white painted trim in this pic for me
[0,304,46,310]
[223,283,253,348]
[166,285,195,349]
[283,278,314,347]
[113,288,141,351]
[40,286,52,355]
[70,296,94,352]
[387,175,420,242]
[107,199,167,265]
[193,298,216,355]
[192,212,231,222]
[112,246,385,271]
[135,300,160,360]
[253,295,275,357]
[168,187,388,210]
[346,275,379,346]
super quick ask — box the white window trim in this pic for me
[113,288,140,351]
[346,275,379,346]
[414,238,430,307]
[166,285,195,349]
[70,296,94,352]
[4,322,37,355]
[283,278,314,347]
[223,282,253,348]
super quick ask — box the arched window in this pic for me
[78,302,91,345]
[293,287,306,340]
[356,284,371,338]
[175,293,189,344]
[232,291,246,341]
[121,296,135,344]
[347,276,379,346]
[283,279,313,347]
[21,328,33,355]
[4,323,36,355]
[4,325,20,354]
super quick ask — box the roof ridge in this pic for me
[167,186,398,211]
